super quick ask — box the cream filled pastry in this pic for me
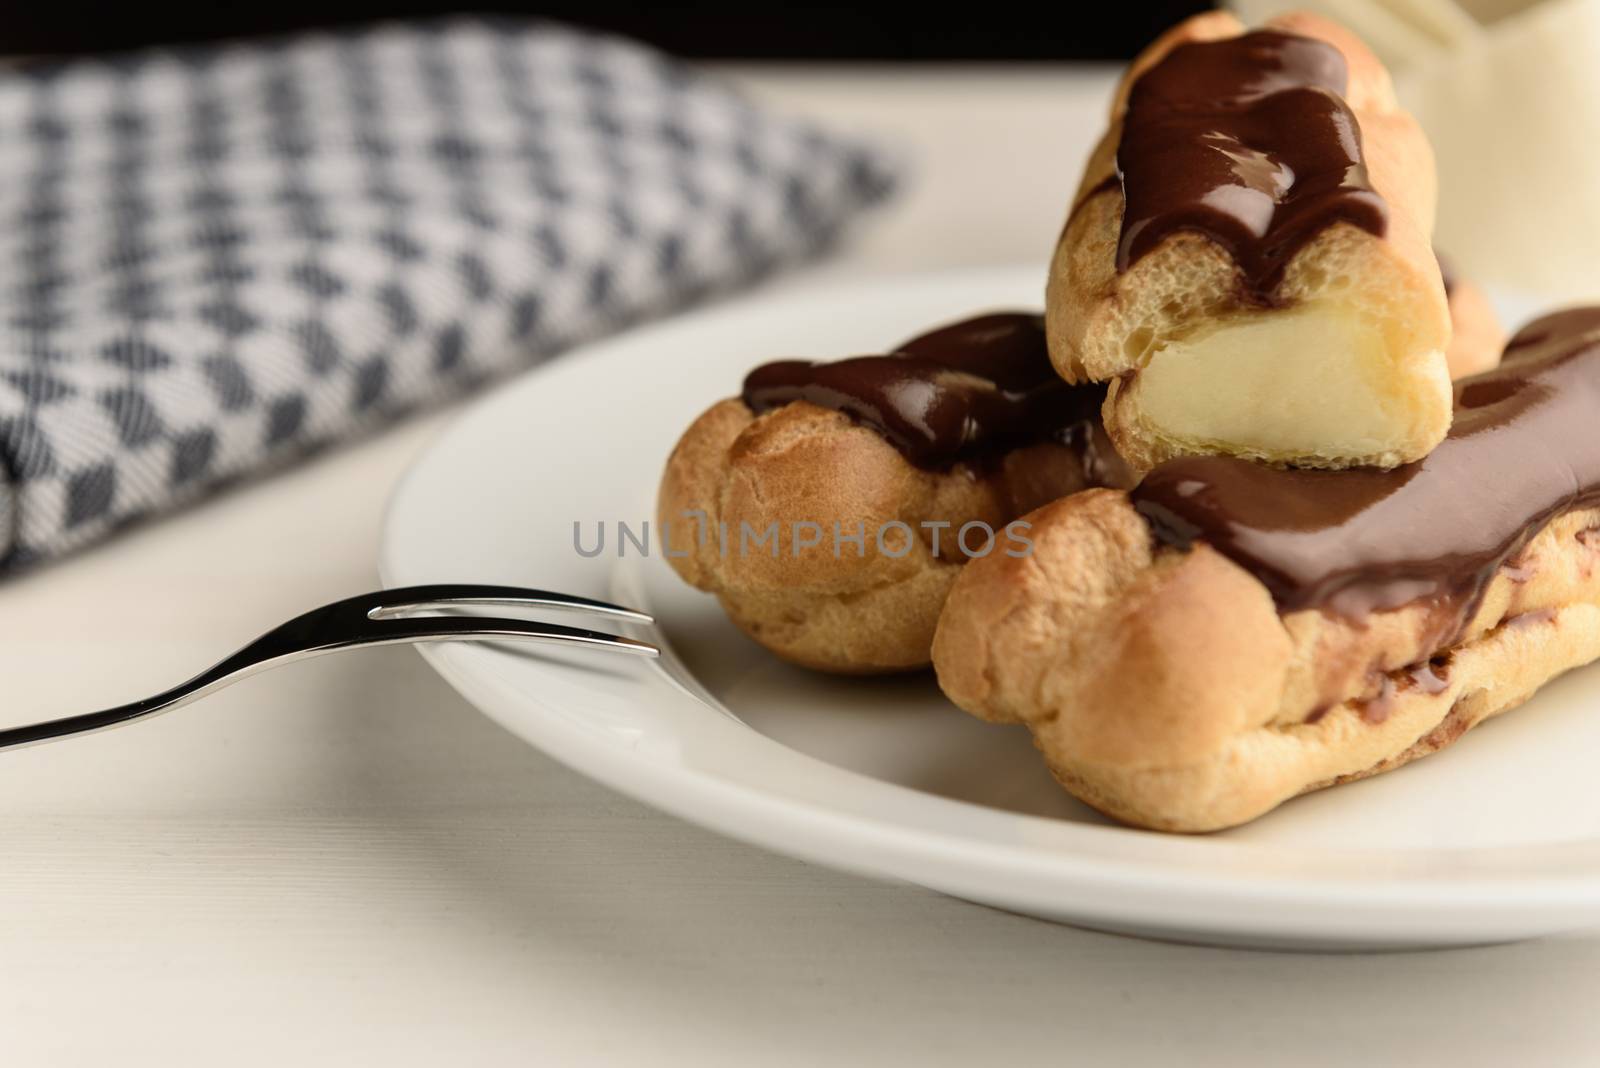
[934,309,1600,832]
[1046,11,1452,474]
[658,312,1132,674]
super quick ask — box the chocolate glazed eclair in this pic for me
[657,312,1131,675]
[1047,11,1452,475]
[934,310,1600,832]
[655,284,1501,678]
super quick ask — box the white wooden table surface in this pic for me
[2,65,1597,1067]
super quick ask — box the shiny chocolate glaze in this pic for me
[1131,308,1600,629]
[1115,30,1387,299]
[740,312,1108,471]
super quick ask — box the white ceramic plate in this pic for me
[379,265,1600,950]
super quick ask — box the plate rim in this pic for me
[379,263,1600,947]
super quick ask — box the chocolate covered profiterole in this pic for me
[658,312,1131,674]
[1046,11,1452,474]
[934,309,1600,832]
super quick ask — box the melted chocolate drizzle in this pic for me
[740,312,1107,471]
[1131,308,1600,629]
[1115,30,1388,299]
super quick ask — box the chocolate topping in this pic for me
[1132,308,1600,628]
[1115,30,1387,299]
[740,312,1106,470]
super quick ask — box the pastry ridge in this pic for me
[933,490,1600,832]
[658,398,1100,673]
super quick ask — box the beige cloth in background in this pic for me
[1232,0,1600,303]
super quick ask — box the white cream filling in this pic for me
[1132,303,1435,461]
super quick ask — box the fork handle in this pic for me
[0,684,206,751]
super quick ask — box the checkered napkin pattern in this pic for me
[0,20,895,571]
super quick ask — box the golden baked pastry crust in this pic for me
[1046,11,1452,474]
[658,398,1103,673]
[933,489,1600,832]
[657,262,1495,678]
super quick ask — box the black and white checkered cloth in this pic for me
[0,20,895,571]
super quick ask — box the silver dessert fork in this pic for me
[0,584,657,753]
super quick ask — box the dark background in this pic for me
[5,3,1213,60]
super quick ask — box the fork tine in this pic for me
[365,613,659,656]
[366,584,653,624]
